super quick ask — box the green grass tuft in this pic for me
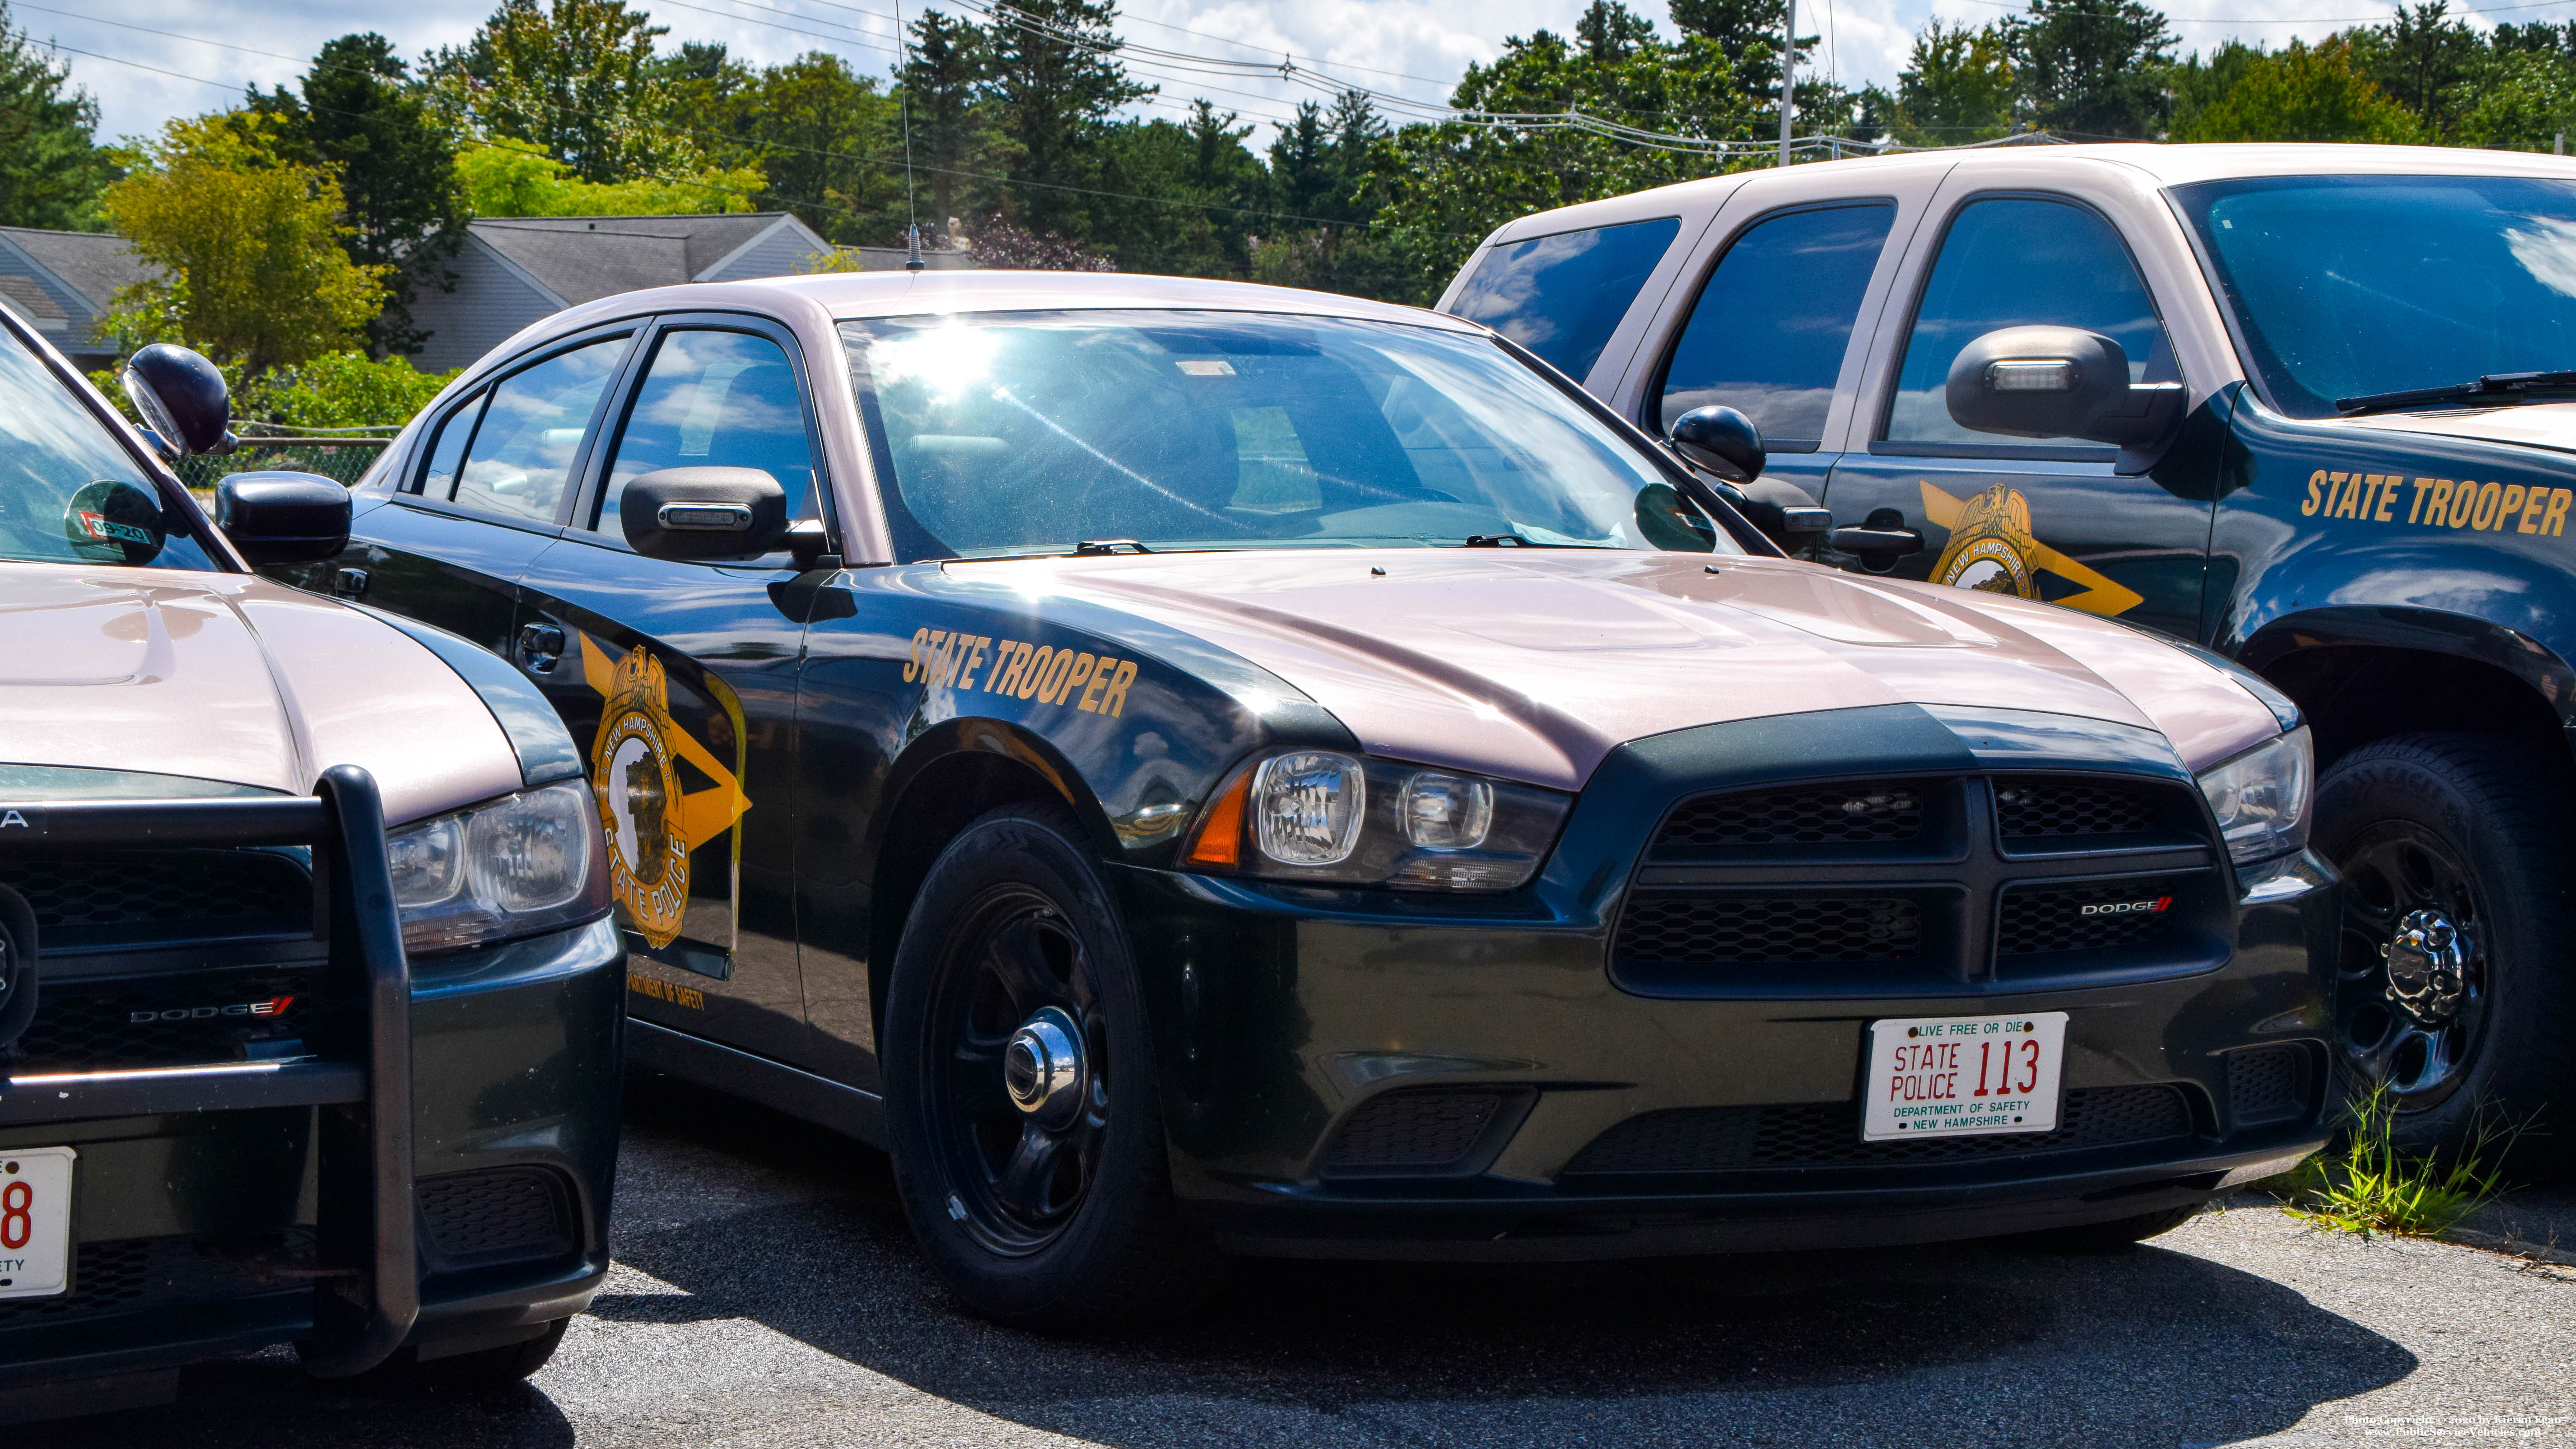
[2273,1083,2519,1239]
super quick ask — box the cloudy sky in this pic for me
[36,0,2544,149]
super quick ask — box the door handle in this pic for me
[518,623,566,674]
[1829,508,1926,573]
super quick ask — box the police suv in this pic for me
[1445,144,2576,1161]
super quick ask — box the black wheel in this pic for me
[882,801,1222,1329]
[2315,734,2576,1169]
[2021,1203,2203,1251]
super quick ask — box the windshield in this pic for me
[838,310,1733,561]
[0,326,214,571]
[2177,174,2576,417]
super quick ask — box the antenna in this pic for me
[894,0,924,270]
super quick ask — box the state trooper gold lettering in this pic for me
[902,629,1139,718]
[2304,467,2569,537]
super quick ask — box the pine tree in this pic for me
[0,2,112,231]
[901,11,989,244]
[981,0,1151,232]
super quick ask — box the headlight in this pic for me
[1185,750,1570,891]
[387,779,608,955]
[2196,727,2312,867]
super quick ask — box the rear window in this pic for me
[1447,217,1682,382]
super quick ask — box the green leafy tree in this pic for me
[0,1,113,230]
[1890,20,2016,144]
[982,0,1151,233]
[2462,47,2576,150]
[1578,0,1661,64]
[430,0,700,185]
[723,52,902,243]
[2171,37,2418,142]
[453,142,761,215]
[899,11,992,245]
[2346,2,2485,141]
[2006,0,2175,138]
[1668,0,1812,107]
[100,115,389,373]
[247,34,467,357]
[1375,28,1756,291]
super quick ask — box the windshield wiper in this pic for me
[1460,532,1615,549]
[2335,370,2576,416]
[1071,538,1154,556]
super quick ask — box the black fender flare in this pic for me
[2237,604,2576,731]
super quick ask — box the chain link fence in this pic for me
[172,437,391,494]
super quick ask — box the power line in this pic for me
[39,32,1475,239]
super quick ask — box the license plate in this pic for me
[0,1148,75,1299]
[1864,1014,2068,1141]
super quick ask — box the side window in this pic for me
[595,329,817,540]
[1658,202,1896,445]
[1448,216,1683,382]
[449,337,629,522]
[415,389,485,496]
[1884,197,2178,446]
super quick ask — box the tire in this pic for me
[881,801,1223,1330]
[2314,733,2576,1173]
[2021,1203,2203,1251]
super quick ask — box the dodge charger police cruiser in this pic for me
[1445,144,2576,1162]
[0,331,620,1417]
[303,269,2332,1328]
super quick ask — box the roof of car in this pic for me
[1483,142,2576,245]
[536,268,1485,335]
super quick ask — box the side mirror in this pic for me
[1667,405,1766,484]
[621,466,790,561]
[216,471,351,565]
[121,344,234,459]
[1944,326,2184,448]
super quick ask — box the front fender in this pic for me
[2237,605,2576,729]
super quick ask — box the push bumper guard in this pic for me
[0,764,415,1378]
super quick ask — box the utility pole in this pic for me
[1779,0,1796,167]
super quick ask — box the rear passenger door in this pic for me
[1821,190,2215,638]
[1634,199,1902,508]
[334,327,638,655]
[513,313,828,1067]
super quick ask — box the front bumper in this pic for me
[0,773,622,1394]
[1115,713,2339,1260]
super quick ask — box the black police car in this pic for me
[1448,144,2576,1161]
[304,270,2330,1328]
[0,332,620,1416]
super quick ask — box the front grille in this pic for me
[418,1167,576,1269]
[0,850,311,951]
[2228,1045,2313,1128]
[1994,780,2166,842]
[0,1232,312,1328]
[1616,895,1922,965]
[1655,783,1924,851]
[10,969,315,1072]
[1561,1084,2195,1175]
[1321,1090,1506,1171]
[1997,880,2182,955]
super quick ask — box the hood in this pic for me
[2341,401,2576,456]
[0,563,525,824]
[971,551,2282,792]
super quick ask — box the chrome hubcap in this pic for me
[1002,1006,1085,1128]
[2383,908,2469,1027]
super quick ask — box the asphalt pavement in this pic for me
[26,1075,2576,1449]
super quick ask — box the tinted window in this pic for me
[0,328,215,571]
[2177,175,2576,417]
[1659,202,1895,442]
[1885,198,2177,446]
[840,310,1732,561]
[596,330,816,539]
[446,337,627,522]
[1449,217,1682,381]
[415,390,484,496]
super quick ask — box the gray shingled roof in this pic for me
[468,214,799,305]
[0,228,152,312]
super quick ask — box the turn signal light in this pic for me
[1183,771,1248,867]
